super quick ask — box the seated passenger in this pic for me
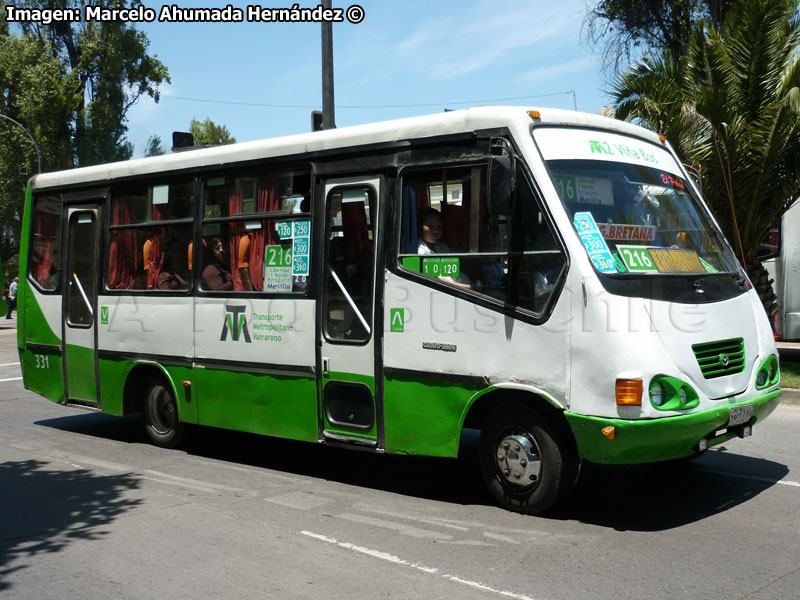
[416,208,470,289]
[417,208,450,255]
[201,237,233,291]
[158,238,190,290]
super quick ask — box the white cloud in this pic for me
[338,0,585,84]
[515,55,597,86]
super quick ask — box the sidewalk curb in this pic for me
[780,388,800,406]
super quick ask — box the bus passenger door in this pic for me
[63,206,100,406]
[319,176,382,447]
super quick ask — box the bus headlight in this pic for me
[649,377,699,410]
[756,368,768,388]
[650,381,665,407]
[755,355,779,390]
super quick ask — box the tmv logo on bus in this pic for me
[221,305,251,343]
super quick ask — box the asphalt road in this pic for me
[1,317,799,600]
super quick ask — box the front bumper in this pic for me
[565,389,782,464]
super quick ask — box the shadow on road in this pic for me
[0,459,142,593]
[551,449,790,531]
[36,412,492,506]
[34,412,790,531]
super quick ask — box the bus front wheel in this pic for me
[479,403,575,515]
[143,379,185,448]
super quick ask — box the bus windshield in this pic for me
[533,127,740,276]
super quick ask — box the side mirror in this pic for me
[488,155,514,215]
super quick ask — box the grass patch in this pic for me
[781,360,800,389]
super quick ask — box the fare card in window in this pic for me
[292,254,309,277]
[293,236,310,258]
[292,220,310,238]
[422,257,460,278]
[276,221,293,240]
[573,212,617,273]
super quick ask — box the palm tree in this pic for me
[610,0,800,316]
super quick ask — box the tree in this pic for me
[0,1,168,271]
[189,118,236,146]
[585,0,736,74]
[610,0,800,314]
[144,134,166,157]
[14,0,170,165]
[0,24,74,270]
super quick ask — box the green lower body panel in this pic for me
[383,376,481,457]
[196,367,318,443]
[20,347,66,405]
[97,358,196,421]
[65,344,97,403]
[565,389,782,464]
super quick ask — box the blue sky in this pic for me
[127,0,611,156]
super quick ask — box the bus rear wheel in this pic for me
[479,403,575,515]
[143,379,184,448]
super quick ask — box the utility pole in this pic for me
[321,0,335,129]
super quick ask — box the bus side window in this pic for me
[399,161,566,315]
[201,169,311,293]
[107,181,194,291]
[30,195,62,292]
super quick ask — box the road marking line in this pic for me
[301,530,539,600]
[336,512,454,541]
[0,362,20,367]
[695,468,800,488]
[141,470,246,493]
[355,504,471,531]
[50,452,246,494]
[0,377,22,383]
[187,457,299,482]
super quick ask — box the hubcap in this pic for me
[495,433,541,489]
[150,387,175,434]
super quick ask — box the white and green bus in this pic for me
[17,107,782,514]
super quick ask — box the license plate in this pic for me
[728,405,753,427]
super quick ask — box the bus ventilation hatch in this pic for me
[692,338,745,379]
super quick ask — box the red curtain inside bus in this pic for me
[146,204,166,289]
[108,201,137,289]
[228,175,280,291]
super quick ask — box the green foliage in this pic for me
[144,134,166,157]
[0,0,169,269]
[189,117,237,146]
[586,0,738,73]
[611,0,800,301]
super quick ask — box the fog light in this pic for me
[739,425,752,438]
[698,439,708,451]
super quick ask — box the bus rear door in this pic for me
[63,205,100,406]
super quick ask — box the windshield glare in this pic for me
[546,159,740,276]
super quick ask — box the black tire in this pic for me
[479,402,576,515]
[143,378,185,448]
